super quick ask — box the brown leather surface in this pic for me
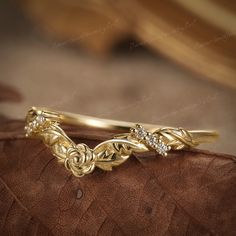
[0,120,235,235]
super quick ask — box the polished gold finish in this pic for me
[25,107,218,177]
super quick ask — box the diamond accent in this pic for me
[36,115,45,124]
[156,140,170,157]
[25,114,46,136]
[131,124,171,156]
[147,134,157,148]
[134,124,148,140]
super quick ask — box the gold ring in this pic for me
[25,107,218,177]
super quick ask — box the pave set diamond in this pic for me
[25,114,46,136]
[131,124,171,156]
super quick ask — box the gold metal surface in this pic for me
[25,107,218,177]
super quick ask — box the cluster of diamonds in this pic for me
[130,124,171,156]
[25,114,46,137]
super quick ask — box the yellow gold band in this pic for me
[25,107,218,177]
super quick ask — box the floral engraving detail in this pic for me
[65,144,96,177]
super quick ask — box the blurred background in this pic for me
[0,0,235,155]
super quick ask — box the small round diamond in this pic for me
[136,126,147,139]
[147,135,157,147]
[36,115,45,124]
[31,120,37,128]
[25,114,46,137]
[156,141,170,156]
[138,129,146,138]
[26,126,32,135]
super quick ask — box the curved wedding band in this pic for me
[25,107,218,177]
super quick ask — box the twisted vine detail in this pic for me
[25,113,197,177]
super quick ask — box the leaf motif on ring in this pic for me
[93,138,147,171]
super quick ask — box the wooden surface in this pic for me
[18,0,236,88]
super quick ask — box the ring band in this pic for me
[25,107,218,177]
